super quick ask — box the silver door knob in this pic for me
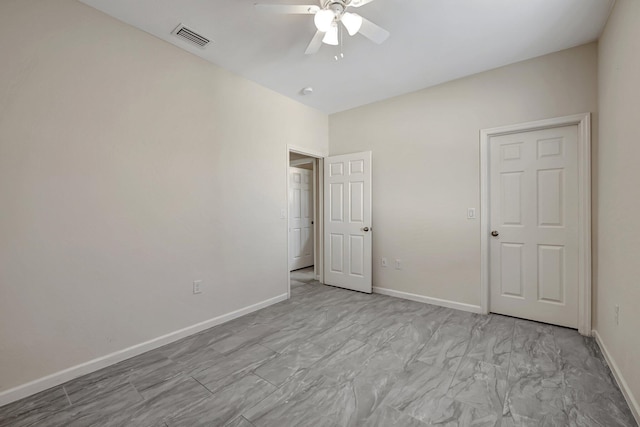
[363,227,370,232]
[491,230,499,237]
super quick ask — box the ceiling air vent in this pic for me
[171,24,211,48]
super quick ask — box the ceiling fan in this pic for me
[255,0,390,55]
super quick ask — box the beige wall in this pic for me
[596,0,640,413]
[0,0,327,393]
[329,43,598,307]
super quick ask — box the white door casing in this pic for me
[324,151,372,293]
[481,113,591,335]
[289,167,314,271]
[489,125,580,328]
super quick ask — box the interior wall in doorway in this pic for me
[289,153,321,278]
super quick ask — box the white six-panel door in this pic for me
[324,151,372,293]
[289,167,314,271]
[490,125,579,328]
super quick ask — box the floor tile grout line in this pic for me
[236,376,283,423]
[501,316,518,417]
[190,375,215,396]
[417,309,454,356]
[402,310,454,369]
[128,378,145,402]
[398,308,459,396]
[236,368,318,426]
[444,313,478,393]
[62,386,72,407]
[199,368,282,427]
[550,323,572,417]
[250,370,279,389]
[240,415,256,426]
[235,339,331,422]
[504,318,517,381]
[250,335,369,402]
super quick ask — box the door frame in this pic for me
[286,145,326,299]
[479,113,592,335]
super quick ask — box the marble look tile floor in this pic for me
[1,267,636,426]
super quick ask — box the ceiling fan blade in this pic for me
[350,0,377,7]
[305,30,324,54]
[254,4,320,14]
[357,16,390,44]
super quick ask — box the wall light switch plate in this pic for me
[381,257,388,267]
[395,259,402,270]
[280,209,286,219]
[467,208,476,219]
[193,280,202,294]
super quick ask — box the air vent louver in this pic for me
[172,24,210,48]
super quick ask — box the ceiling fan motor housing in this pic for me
[324,0,348,15]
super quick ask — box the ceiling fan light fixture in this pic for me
[341,12,362,36]
[255,0,389,55]
[322,22,339,45]
[314,9,335,32]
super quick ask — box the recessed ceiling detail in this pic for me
[79,0,614,113]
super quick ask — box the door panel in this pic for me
[324,151,372,293]
[349,182,364,222]
[500,243,524,298]
[538,245,564,303]
[330,183,344,221]
[490,126,578,328]
[501,172,523,225]
[350,235,364,276]
[330,234,344,272]
[289,167,314,271]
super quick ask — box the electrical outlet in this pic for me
[381,257,388,267]
[467,208,476,219]
[193,280,202,294]
[614,305,620,325]
[395,259,402,270]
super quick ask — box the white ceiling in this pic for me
[79,0,613,114]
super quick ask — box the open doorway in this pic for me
[286,148,373,297]
[289,153,314,272]
[287,148,324,297]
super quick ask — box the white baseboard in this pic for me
[0,293,288,408]
[592,329,640,424]
[372,287,483,314]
